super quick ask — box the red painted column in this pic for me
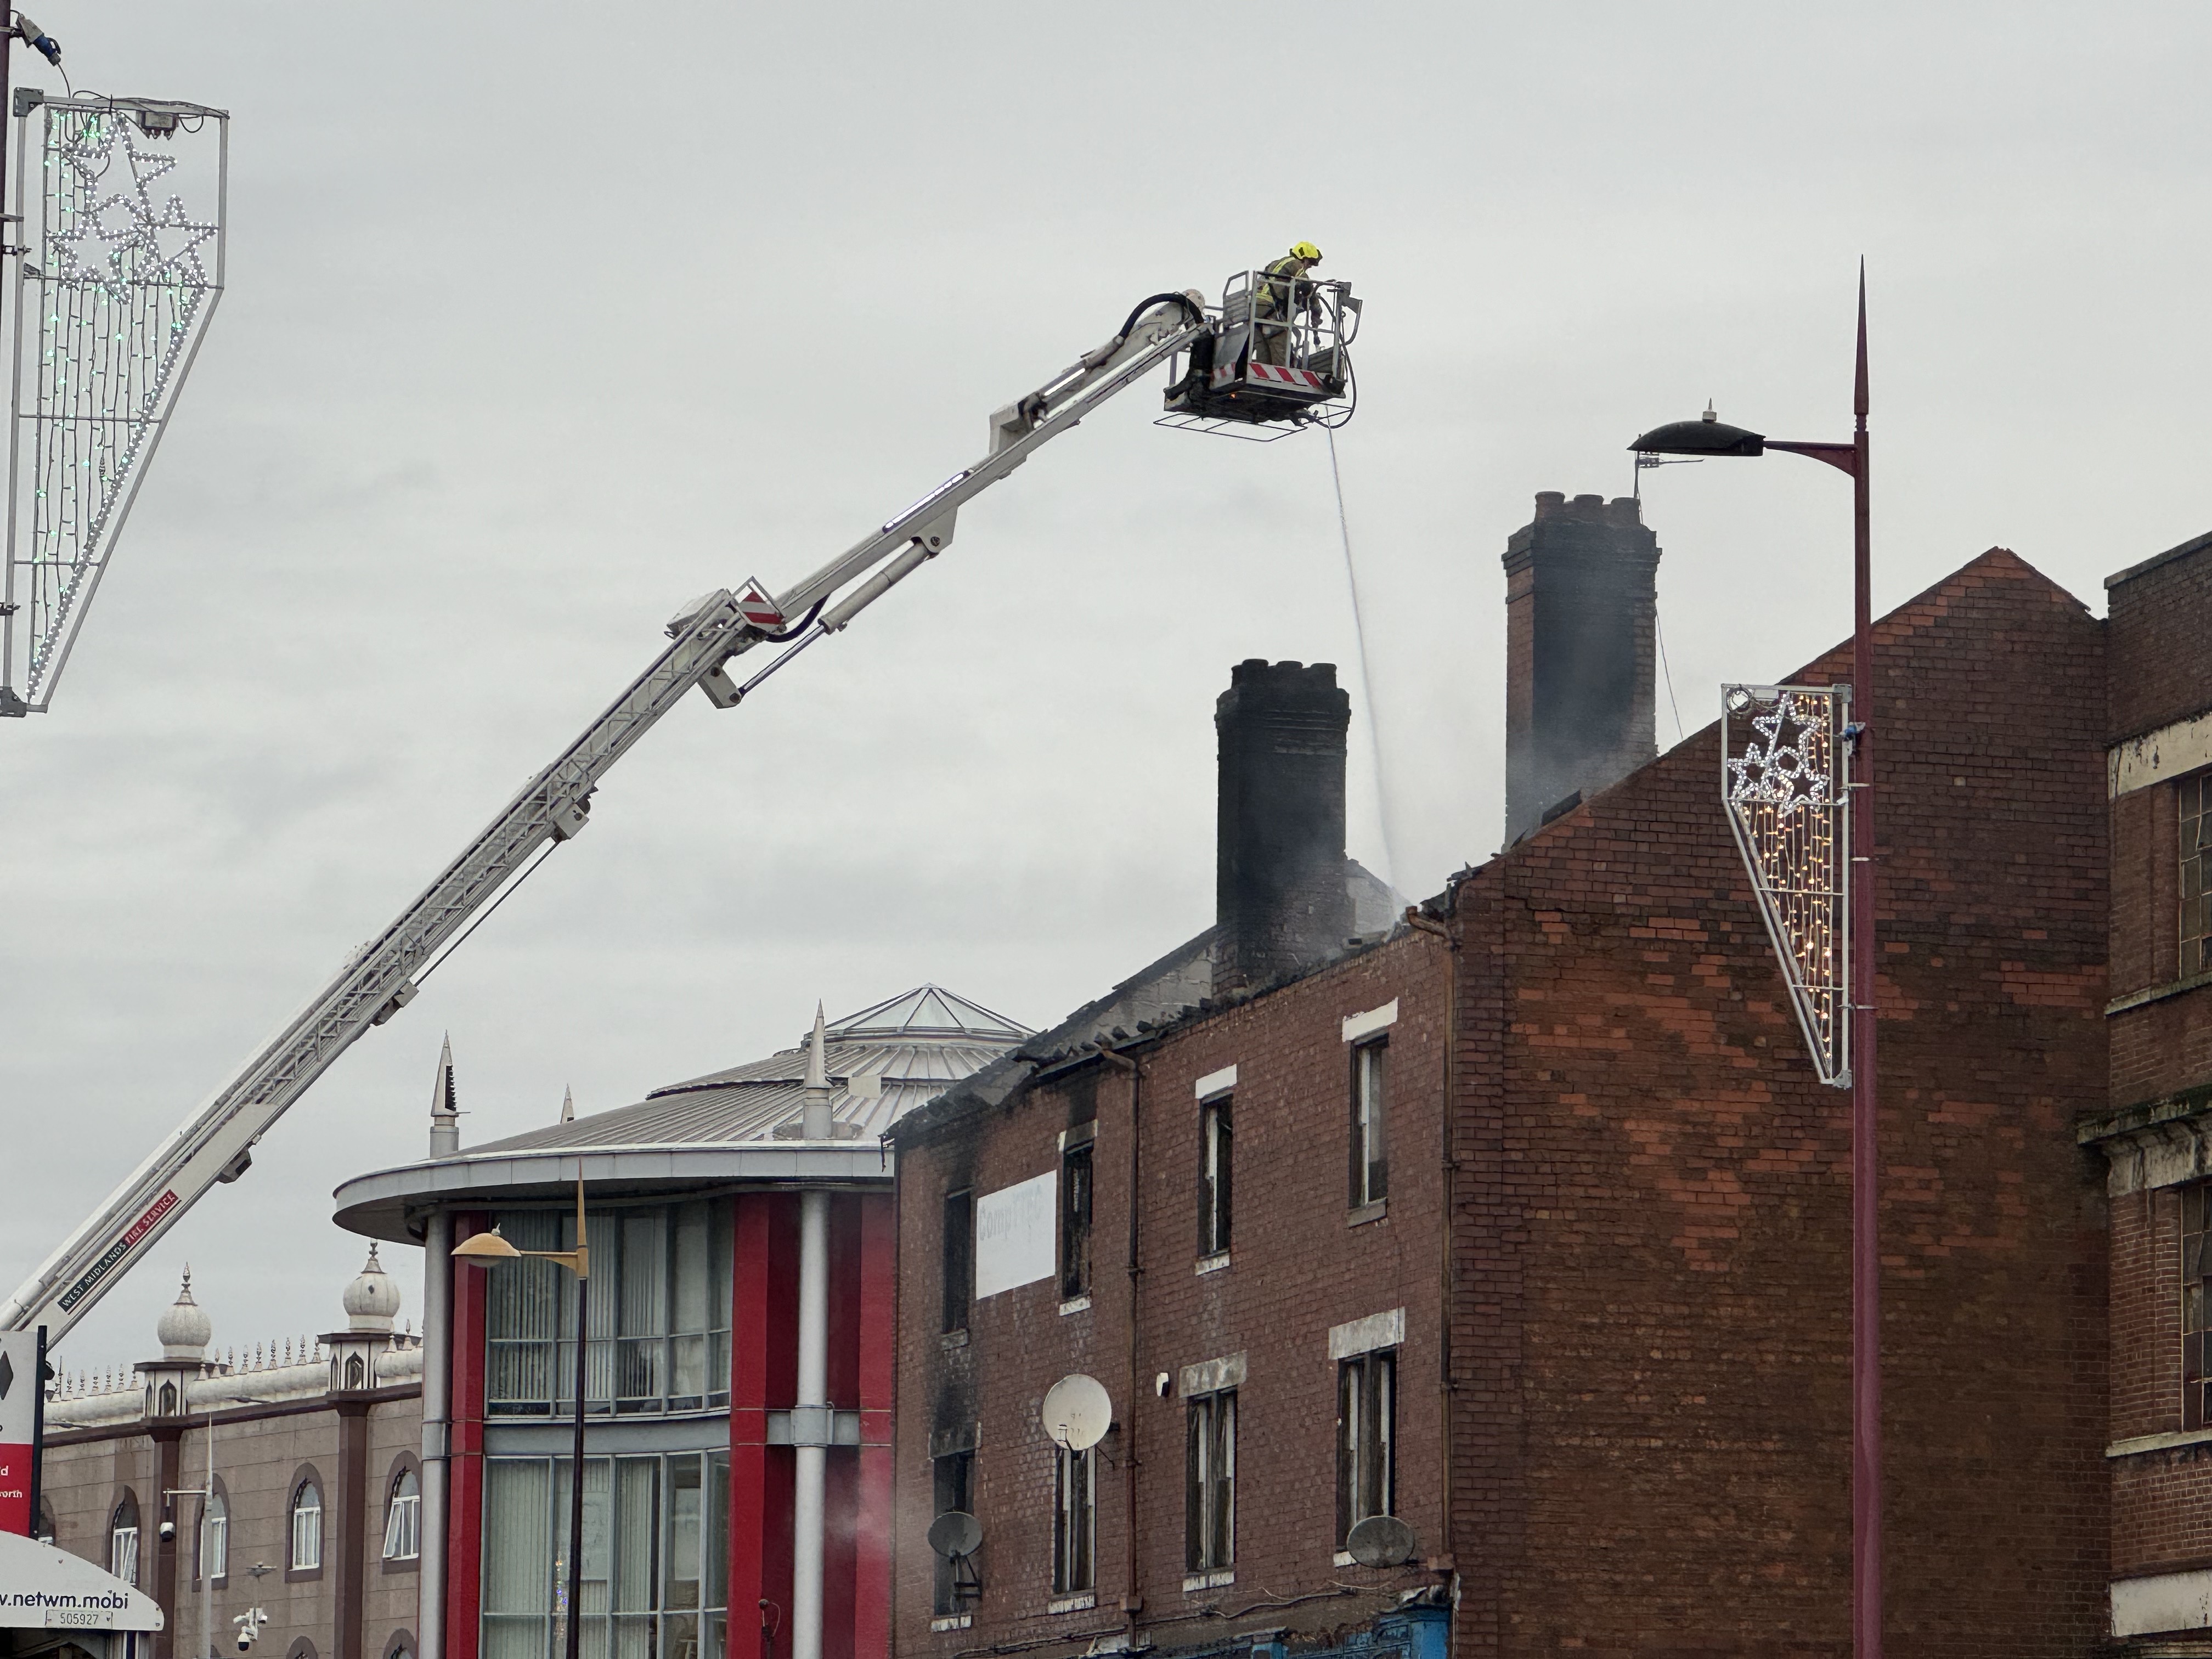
[853,1194,896,1659]
[729,1194,797,1659]
[445,1212,490,1659]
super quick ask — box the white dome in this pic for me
[156,1269,211,1360]
[342,1243,402,1333]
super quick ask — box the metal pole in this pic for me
[567,1274,586,1659]
[791,1191,828,1659]
[202,1409,216,1659]
[1847,269,1880,1659]
[419,1213,452,1659]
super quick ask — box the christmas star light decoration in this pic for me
[49,111,216,294]
[1722,685,1852,1086]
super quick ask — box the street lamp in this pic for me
[455,1180,590,1659]
[1629,272,1881,1659]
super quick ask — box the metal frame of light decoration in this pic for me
[1721,682,1853,1086]
[0,92,228,716]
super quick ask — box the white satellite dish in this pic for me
[1346,1513,1418,1568]
[1040,1373,1113,1451]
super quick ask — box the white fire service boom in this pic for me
[2,283,1327,1342]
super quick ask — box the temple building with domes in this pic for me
[329,986,1029,1659]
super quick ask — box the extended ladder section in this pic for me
[2,285,1253,1341]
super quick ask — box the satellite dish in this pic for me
[1346,1514,1418,1568]
[1040,1373,1113,1451]
[927,1510,983,1560]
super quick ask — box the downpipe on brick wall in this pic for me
[1403,905,1463,1611]
[1096,1041,1143,1633]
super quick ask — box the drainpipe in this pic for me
[1403,905,1459,1590]
[1095,1042,1142,1635]
[419,1209,453,1659]
[792,1007,833,1659]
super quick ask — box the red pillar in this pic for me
[853,1194,895,1659]
[445,1213,490,1659]
[729,1194,797,1659]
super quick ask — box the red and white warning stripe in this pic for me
[736,579,786,630]
[1248,363,1324,389]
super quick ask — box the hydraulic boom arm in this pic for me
[2,290,1214,1342]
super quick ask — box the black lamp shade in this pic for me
[1628,419,1765,457]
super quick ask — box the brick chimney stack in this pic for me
[1214,659,1352,995]
[1503,492,1661,844]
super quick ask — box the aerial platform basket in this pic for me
[1160,268,1359,439]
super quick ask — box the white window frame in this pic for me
[383,1469,422,1562]
[200,1491,228,1582]
[1052,1444,1095,1596]
[290,1481,323,1572]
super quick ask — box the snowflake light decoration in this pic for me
[0,96,227,715]
[1723,683,1853,1086]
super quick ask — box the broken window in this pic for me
[2187,1186,2212,1429]
[942,1189,972,1334]
[1198,1095,1233,1259]
[1336,1348,1395,1546]
[1184,1389,1236,1573]
[2185,771,2212,980]
[932,1450,974,1614]
[1350,1039,1389,1209]
[1060,1142,1093,1301]
[1052,1445,1094,1595]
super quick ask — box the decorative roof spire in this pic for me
[801,1001,832,1139]
[560,1085,575,1124]
[430,1034,461,1156]
[343,1242,402,1334]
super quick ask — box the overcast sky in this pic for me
[8,1,2207,1374]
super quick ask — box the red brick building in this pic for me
[2075,532,2212,1650]
[885,525,2120,1659]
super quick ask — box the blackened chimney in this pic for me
[1503,492,1661,843]
[1214,659,1352,994]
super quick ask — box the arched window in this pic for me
[157,1381,179,1415]
[346,1354,366,1390]
[382,1467,421,1562]
[199,1488,229,1583]
[109,1492,140,1586]
[289,1478,323,1572]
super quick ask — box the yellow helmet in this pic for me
[1291,241,1323,262]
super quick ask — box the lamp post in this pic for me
[454,1179,590,1659]
[1629,271,1880,1659]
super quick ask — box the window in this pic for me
[199,1490,229,1583]
[2185,772,2212,979]
[109,1493,140,1587]
[1052,1446,1094,1596]
[346,1354,368,1390]
[1184,1390,1236,1574]
[1337,1349,1396,1545]
[1060,1141,1093,1300]
[1198,1096,1232,1259]
[2187,1186,2212,1429]
[1350,1040,1389,1208]
[931,1451,974,1616]
[486,1200,733,1418]
[481,1450,729,1659]
[384,1468,422,1562]
[290,1479,324,1572]
[941,1190,973,1334]
[157,1381,178,1415]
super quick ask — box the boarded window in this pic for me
[1198,1096,1233,1259]
[1336,1348,1395,1545]
[1184,1390,1236,1572]
[1060,1145,1093,1300]
[1350,1040,1389,1208]
[941,1190,972,1333]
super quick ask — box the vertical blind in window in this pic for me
[487,1202,732,1417]
[290,1481,323,1572]
[481,1452,729,1659]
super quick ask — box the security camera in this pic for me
[236,1630,253,1653]
[158,1520,176,1542]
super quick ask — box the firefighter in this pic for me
[1254,241,1322,365]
